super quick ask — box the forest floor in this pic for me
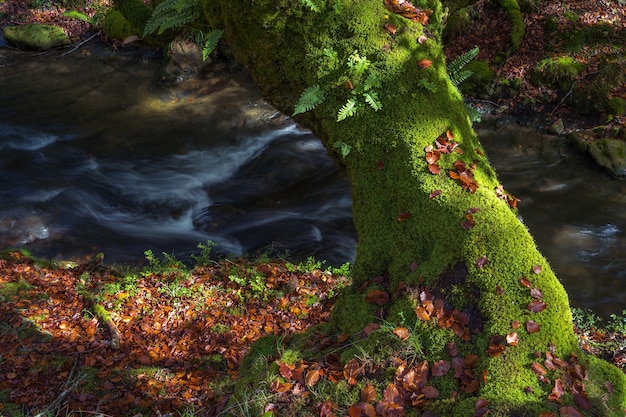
[1,249,625,417]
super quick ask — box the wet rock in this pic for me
[160,38,207,85]
[588,138,626,177]
[550,118,565,135]
[2,24,70,51]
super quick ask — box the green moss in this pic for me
[607,97,626,115]
[103,8,137,40]
[460,60,494,96]
[497,0,524,51]
[2,24,70,51]
[113,0,152,32]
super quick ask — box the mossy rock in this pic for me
[2,24,70,51]
[103,9,138,41]
[531,56,585,89]
[588,138,626,177]
[607,96,626,116]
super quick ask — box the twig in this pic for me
[61,32,98,57]
[33,358,86,417]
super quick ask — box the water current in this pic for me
[0,43,624,317]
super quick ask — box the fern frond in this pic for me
[363,92,382,111]
[143,0,199,36]
[348,52,370,79]
[465,103,482,124]
[323,48,339,69]
[447,46,479,79]
[62,10,91,23]
[451,69,474,87]
[293,85,325,116]
[299,0,324,12]
[337,98,358,121]
[363,72,381,91]
[200,29,223,61]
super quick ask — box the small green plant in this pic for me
[143,249,188,277]
[299,0,325,12]
[143,0,200,36]
[572,307,603,334]
[190,240,215,266]
[293,51,383,122]
[608,310,626,334]
[447,46,479,87]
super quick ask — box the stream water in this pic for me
[1,43,624,317]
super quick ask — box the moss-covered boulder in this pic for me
[588,138,626,177]
[2,24,70,51]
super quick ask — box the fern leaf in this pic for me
[451,69,473,87]
[299,0,324,12]
[143,0,198,36]
[363,72,381,91]
[323,48,339,69]
[363,92,382,111]
[332,141,351,158]
[293,85,324,116]
[348,52,370,79]
[447,46,479,78]
[62,10,91,23]
[201,29,223,61]
[337,98,358,121]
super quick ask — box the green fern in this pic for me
[299,0,324,12]
[143,0,199,36]
[197,29,223,61]
[363,92,382,111]
[323,48,339,69]
[332,140,351,158]
[293,85,325,116]
[348,51,370,80]
[448,46,479,86]
[337,98,359,121]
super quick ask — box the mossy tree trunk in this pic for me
[208,0,625,414]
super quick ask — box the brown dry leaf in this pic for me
[305,369,321,387]
[526,321,540,333]
[530,287,544,299]
[431,360,451,377]
[532,265,543,274]
[361,384,378,403]
[422,385,439,399]
[397,211,412,221]
[559,407,584,417]
[429,189,442,199]
[393,326,411,341]
[520,277,532,288]
[365,289,389,306]
[549,379,565,402]
[418,59,433,68]
[384,22,397,35]
[528,300,547,313]
[344,359,362,385]
[428,163,441,175]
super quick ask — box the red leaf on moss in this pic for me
[398,211,412,221]
[548,379,564,402]
[418,59,433,68]
[532,264,542,274]
[512,320,521,329]
[526,321,540,333]
[376,161,385,170]
[344,359,362,385]
[475,256,488,269]
[422,385,439,398]
[305,369,321,387]
[431,360,450,377]
[366,289,389,306]
[362,322,380,336]
[446,341,458,357]
[530,287,544,299]
[573,392,591,410]
[429,189,442,199]
[361,384,377,403]
[428,163,441,175]
[393,327,411,341]
[384,22,397,35]
[520,277,532,288]
[558,406,583,417]
[528,300,547,313]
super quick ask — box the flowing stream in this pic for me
[1,43,624,318]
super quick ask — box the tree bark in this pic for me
[208,0,625,414]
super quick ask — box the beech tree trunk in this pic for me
[206,0,626,414]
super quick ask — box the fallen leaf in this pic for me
[429,189,442,199]
[398,211,412,221]
[361,384,377,403]
[526,321,540,333]
[431,360,450,377]
[532,265,542,274]
[305,369,321,387]
[366,289,389,306]
[520,277,532,288]
[506,332,520,346]
[384,22,397,35]
[475,256,488,269]
[530,287,544,299]
[344,359,362,385]
[528,300,547,313]
[558,406,583,417]
[393,327,411,341]
[428,163,441,175]
[418,59,433,68]
[422,385,439,398]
